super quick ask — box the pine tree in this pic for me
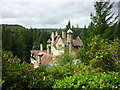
[87,1,118,39]
[65,20,71,32]
[78,1,119,64]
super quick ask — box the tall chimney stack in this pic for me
[40,43,43,51]
[37,53,44,65]
[47,39,51,54]
[55,31,58,36]
[62,30,66,38]
[51,32,54,45]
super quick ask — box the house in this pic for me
[30,50,53,68]
[47,29,83,56]
[30,29,83,68]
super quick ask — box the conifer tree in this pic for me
[65,20,71,32]
[87,1,118,39]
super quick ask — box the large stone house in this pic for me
[47,29,83,56]
[30,29,83,68]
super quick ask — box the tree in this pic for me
[65,20,71,32]
[54,52,75,65]
[2,25,51,63]
[2,51,54,89]
[78,1,119,64]
[87,1,118,39]
[86,35,120,71]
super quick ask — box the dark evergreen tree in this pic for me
[65,20,71,32]
[2,24,51,63]
[87,1,118,39]
[78,1,119,64]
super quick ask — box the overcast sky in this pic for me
[0,0,119,28]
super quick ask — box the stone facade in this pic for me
[47,29,83,56]
[30,29,83,68]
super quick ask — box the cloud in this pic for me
[0,0,118,28]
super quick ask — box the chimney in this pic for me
[62,30,66,38]
[51,32,54,45]
[47,39,51,54]
[37,53,44,65]
[55,31,58,36]
[47,44,51,54]
[40,43,43,51]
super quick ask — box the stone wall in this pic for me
[56,37,65,50]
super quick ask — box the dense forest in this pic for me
[2,25,52,62]
[2,1,120,89]
[2,23,84,63]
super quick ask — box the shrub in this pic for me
[54,53,75,65]
[2,51,54,89]
[53,72,120,88]
[86,36,120,71]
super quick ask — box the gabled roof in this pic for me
[47,39,51,44]
[31,50,47,54]
[62,38,67,45]
[48,31,83,47]
[41,53,53,64]
[67,29,73,34]
[72,36,83,46]
[54,36,83,47]
[30,50,53,64]
[54,35,60,45]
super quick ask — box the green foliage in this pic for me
[2,1,120,89]
[53,72,120,88]
[77,1,119,72]
[2,51,54,89]
[77,34,120,72]
[86,35,120,71]
[82,1,118,46]
[65,21,84,38]
[103,23,119,40]
[2,25,51,62]
[72,25,83,38]
[2,51,33,89]
[89,1,117,36]
[2,51,120,89]
[47,64,72,80]
[47,63,90,81]
[77,46,88,64]
[32,30,51,50]
[54,52,75,65]
[65,20,71,32]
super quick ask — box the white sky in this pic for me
[0,0,119,28]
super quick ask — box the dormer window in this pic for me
[57,44,63,50]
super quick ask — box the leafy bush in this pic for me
[2,50,120,89]
[53,71,120,88]
[2,51,34,89]
[47,61,92,80]
[54,53,75,65]
[77,46,88,64]
[86,36,120,71]
[2,51,54,89]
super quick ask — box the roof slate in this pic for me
[72,36,83,46]
[30,50,53,64]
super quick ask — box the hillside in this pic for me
[2,24,84,63]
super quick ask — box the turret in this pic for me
[67,29,73,53]
[67,29,73,43]
[47,39,51,54]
